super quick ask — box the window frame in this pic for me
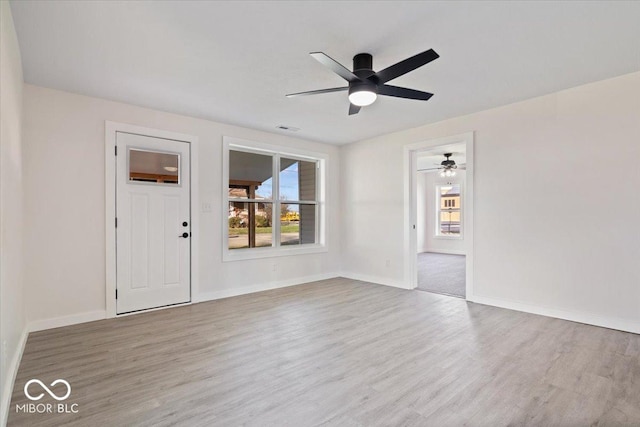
[435,183,463,239]
[222,137,327,261]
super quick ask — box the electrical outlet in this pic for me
[201,202,212,213]
[272,263,278,272]
[385,260,391,268]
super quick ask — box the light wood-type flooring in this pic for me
[8,278,640,426]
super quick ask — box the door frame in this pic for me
[105,121,199,318]
[403,131,474,299]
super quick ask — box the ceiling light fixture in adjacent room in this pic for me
[440,168,456,178]
[439,153,457,177]
[163,166,178,172]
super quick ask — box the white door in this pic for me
[116,132,191,314]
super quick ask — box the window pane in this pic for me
[229,150,273,199]
[279,158,316,201]
[228,202,273,249]
[439,184,460,209]
[280,203,316,245]
[438,184,461,236]
[129,149,179,184]
[439,210,461,235]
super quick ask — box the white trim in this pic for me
[340,272,413,290]
[194,272,339,302]
[404,132,475,298]
[222,244,328,262]
[222,136,328,262]
[471,295,640,335]
[421,249,466,256]
[1,327,28,426]
[28,311,107,333]
[104,121,199,319]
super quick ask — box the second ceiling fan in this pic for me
[419,153,466,177]
[286,48,439,115]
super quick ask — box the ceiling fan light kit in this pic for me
[286,49,439,115]
[348,86,377,106]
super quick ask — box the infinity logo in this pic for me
[24,379,71,401]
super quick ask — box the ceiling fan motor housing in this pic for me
[348,80,377,97]
[350,53,377,95]
[353,53,373,73]
[441,153,457,168]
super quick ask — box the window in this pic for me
[129,148,180,185]
[436,184,461,236]
[224,139,325,259]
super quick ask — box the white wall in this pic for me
[417,170,466,254]
[341,71,640,333]
[0,1,26,423]
[22,85,341,327]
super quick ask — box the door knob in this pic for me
[179,232,189,238]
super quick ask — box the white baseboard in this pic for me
[340,272,412,290]
[471,294,640,334]
[26,274,342,331]
[1,326,28,427]
[28,310,106,333]
[421,249,466,255]
[194,272,340,303]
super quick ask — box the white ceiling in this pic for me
[10,1,640,145]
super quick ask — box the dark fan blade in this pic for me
[378,85,433,101]
[310,52,361,82]
[286,87,348,97]
[375,49,439,84]
[348,103,361,115]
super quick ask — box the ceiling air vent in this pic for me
[276,125,300,132]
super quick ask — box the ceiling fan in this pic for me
[286,49,439,115]
[418,153,465,177]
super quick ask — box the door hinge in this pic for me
[115,289,118,299]
[115,217,118,228]
[115,146,118,156]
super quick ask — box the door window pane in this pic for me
[228,202,273,249]
[279,158,316,201]
[129,149,179,184]
[229,150,273,199]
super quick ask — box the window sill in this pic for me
[222,244,328,262]
[434,235,463,240]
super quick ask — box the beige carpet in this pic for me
[417,252,465,298]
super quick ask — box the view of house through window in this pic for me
[228,148,318,250]
[437,184,461,236]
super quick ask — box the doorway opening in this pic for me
[404,132,474,300]
[416,146,466,297]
